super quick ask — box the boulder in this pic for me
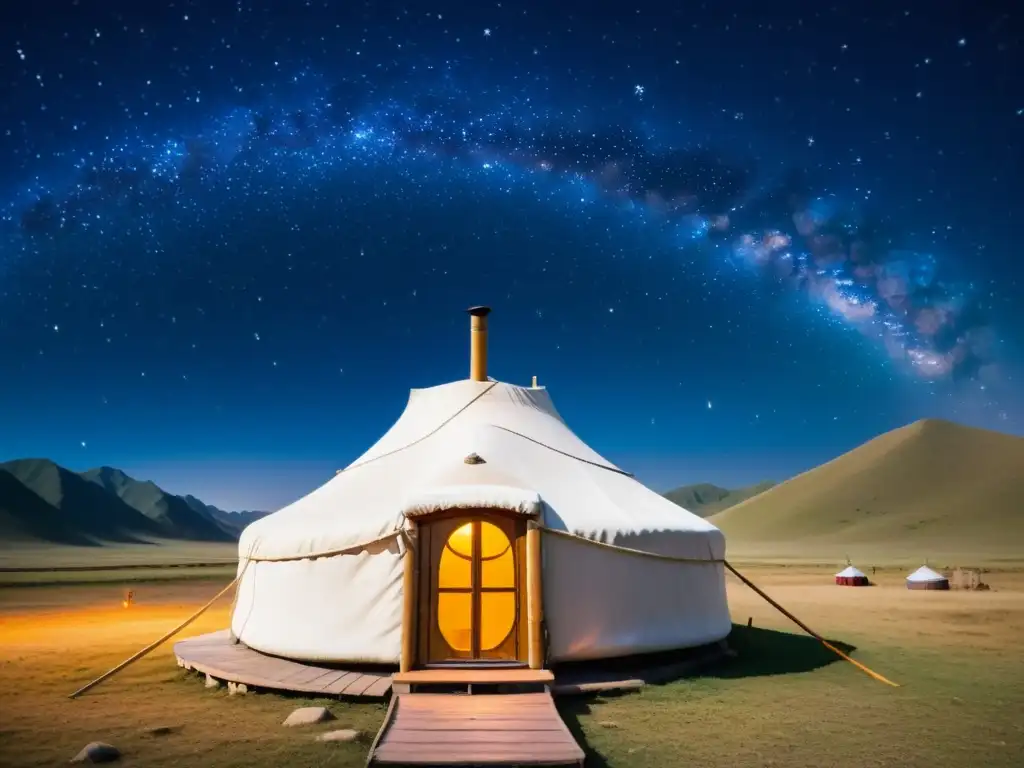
[70,742,120,763]
[316,729,362,743]
[283,706,335,727]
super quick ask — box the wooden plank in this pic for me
[369,692,584,766]
[392,719,565,731]
[553,678,645,695]
[392,668,553,684]
[341,673,386,697]
[320,670,364,694]
[361,676,395,698]
[174,631,392,698]
[373,743,583,765]
[385,730,573,744]
[310,669,357,692]
[276,663,338,686]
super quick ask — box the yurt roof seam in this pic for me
[491,425,635,478]
[243,525,720,566]
[341,380,501,475]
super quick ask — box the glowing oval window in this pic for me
[436,520,516,653]
[438,523,473,590]
[437,592,473,652]
[480,522,514,589]
[479,522,516,650]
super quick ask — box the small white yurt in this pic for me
[230,307,731,672]
[835,565,869,586]
[906,565,949,591]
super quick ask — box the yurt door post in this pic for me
[400,521,418,673]
[526,520,545,670]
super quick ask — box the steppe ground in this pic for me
[1,564,1022,768]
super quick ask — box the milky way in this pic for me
[1,67,994,382]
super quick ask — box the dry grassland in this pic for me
[1,567,1022,767]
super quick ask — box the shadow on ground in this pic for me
[556,623,857,766]
[711,622,856,679]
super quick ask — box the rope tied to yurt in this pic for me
[339,380,501,475]
[67,557,254,700]
[723,560,900,688]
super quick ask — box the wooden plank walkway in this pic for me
[173,630,392,698]
[369,692,585,766]
[392,667,553,692]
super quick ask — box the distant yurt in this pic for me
[906,565,950,591]
[230,306,732,671]
[835,565,869,586]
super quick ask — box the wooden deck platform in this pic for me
[174,629,730,701]
[173,630,392,698]
[369,692,585,766]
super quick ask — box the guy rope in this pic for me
[724,560,900,688]
[68,558,252,699]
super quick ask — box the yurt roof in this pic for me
[835,565,866,578]
[906,565,947,582]
[241,378,723,562]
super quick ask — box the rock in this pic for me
[204,674,221,689]
[227,682,248,695]
[70,742,120,763]
[316,729,362,743]
[597,720,619,728]
[143,725,180,737]
[283,706,335,727]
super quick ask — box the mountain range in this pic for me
[0,458,268,547]
[662,481,776,517]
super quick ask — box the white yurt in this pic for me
[906,565,949,591]
[835,565,869,586]
[230,307,731,672]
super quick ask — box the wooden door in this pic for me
[418,514,525,664]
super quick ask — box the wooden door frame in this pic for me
[400,508,543,671]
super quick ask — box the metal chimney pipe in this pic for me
[466,306,491,382]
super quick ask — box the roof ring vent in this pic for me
[463,453,486,465]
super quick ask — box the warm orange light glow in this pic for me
[447,522,473,556]
[480,591,516,650]
[435,520,516,654]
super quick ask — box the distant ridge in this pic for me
[663,481,775,517]
[708,418,1024,557]
[0,458,269,547]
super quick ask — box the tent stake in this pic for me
[724,560,900,688]
[68,563,249,699]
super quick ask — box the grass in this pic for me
[1,565,1022,767]
[0,540,238,570]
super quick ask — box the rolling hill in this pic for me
[0,459,267,548]
[663,481,776,517]
[708,419,1024,563]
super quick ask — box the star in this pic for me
[633,84,644,97]
[483,28,491,37]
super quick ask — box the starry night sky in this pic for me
[1,1,1021,511]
